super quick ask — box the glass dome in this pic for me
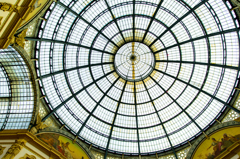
[35,0,240,156]
[114,42,155,81]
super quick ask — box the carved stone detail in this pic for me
[11,29,28,48]
[230,0,240,10]
[0,3,17,12]
[231,0,240,7]
[0,145,6,155]
[30,113,49,134]
[2,139,26,159]
[19,153,37,159]
[16,29,28,48]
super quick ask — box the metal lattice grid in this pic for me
[33,0,240,156]
[0,46,34,130]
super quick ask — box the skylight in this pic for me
[35,0,240,155]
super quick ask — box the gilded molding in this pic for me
[0,3,17,12]
[30,113,49,135]
[11,29,28,48]
[0,145,6,155]
[0,0,37,49]
[2,139,26,159]
[0,130,66,159]
[19,153,37,159]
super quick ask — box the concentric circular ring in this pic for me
[36,0,240,156]
[114,42,155,81]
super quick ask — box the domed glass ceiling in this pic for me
[115,42,155,81]
[34,0,240,156]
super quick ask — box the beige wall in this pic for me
[231,154,240,159]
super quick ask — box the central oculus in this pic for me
[114,42,155,82]
[130,55,136,61]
